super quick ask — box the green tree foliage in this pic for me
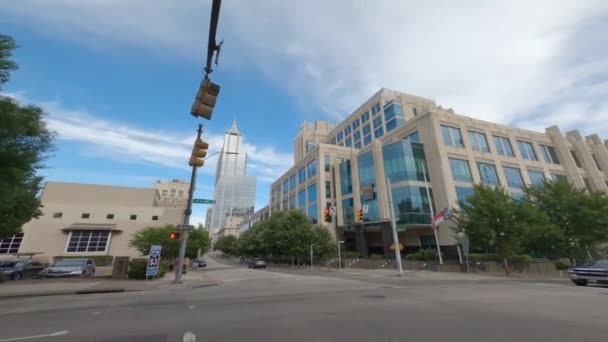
[453,184,545,275]
[236,210,335,260]
[0,34,55,239]
[214,235,239,255]
[524,180,608,265]
[129,225,211,259]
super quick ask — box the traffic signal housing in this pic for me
[323,208,332,222]
[170,231,181,240]
[356,208,364,221]
[189,138,209,167]
[191,78,221,120]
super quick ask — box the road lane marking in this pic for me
[0,330,69,341]
[188,305,196,309]
[221,275,296,282]
[183,332,196,342]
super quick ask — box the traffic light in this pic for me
[170,231,180,240]
[356,208,364,221]
[189,138,209,167]
[323,208,332,222]
[191,78,221,120]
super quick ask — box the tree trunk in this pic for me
[502,257,510,276]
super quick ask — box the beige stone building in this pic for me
[154,179,190,207]
[2,182,184,263]
[270,88,608,258]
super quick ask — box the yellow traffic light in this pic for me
[189,138,209,167]
[191,78,221,120]
[356,208,364,221]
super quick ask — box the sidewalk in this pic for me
[0,271,219,299]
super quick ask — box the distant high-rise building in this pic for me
[209,120,256,236]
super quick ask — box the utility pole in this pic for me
[386,178,403,276]
[175,124,203,284]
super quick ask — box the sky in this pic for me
[1,0,608,226]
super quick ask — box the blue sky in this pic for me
[1,1,608,225]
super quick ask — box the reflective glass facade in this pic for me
[455,186,474,205]
[342,198,354,225]
[391,186,434,225]
[493,136,514,157]
[382,140,429,183]
[503,166,524,189]
[478,162,500,186]
[307,159,317,178]
[340,160,353,195]
[528,170,545,186]
[449,158,472,182]
[441,125,464,148]
[540,145,559,164]
[517,141,537,161]
[468,131,490,152]
[357,151,379,221]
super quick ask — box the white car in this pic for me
[44,259,96,278]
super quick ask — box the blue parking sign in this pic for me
[146,245,162,277]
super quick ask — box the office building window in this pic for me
[330,137,336,145]
[551,173,567,183]
[478,162,500,186]
[130,214,137,220]
[282,180,289,193]
[345,137,352,147]
[354,140,362,148]
[468,131,490,153]
[337,132,343,142]
[152,215,159,221]
[298,167,306,184]
[342,198,355,225]
[298,190,306,209]
[570,151,581,167]
[363,124,371,135]
[307,159,317,178]
[325,181,331,199]
[171,188,176,193]
[528,170,545,187]
[493,136,514,157]
[592,154,602,171]
[352,119,360,130]
[308,204,318,224]
[384,101,405,133]
[324,156,330,172]
[306,140,316,152]
[178,191,184,197]
[290,195,296,209]
[162,190,168,195]
[364,134,372,146]
[358,151,379,221]
[455,187,474,206]
[374,127,384,139]
[412,107,418,116]
[340,160,353,195]
[363,124,371,145]
[353,131,361,147]
[66,230,110,253]
[52,212,63,219]
[404,131,420,142]
[540,145,560,164]
[106,214,114,220]
[383,141,429,182]
[307,183,317,203]
[344,126,351,136]
[583,178,592,192]
[449,158,472,182]
[0,233,23,254]
[371,103,381,115]
[373,116,382,128]
[361,111,370,123]
[503,166,524,189]
[81,213,90,219]
[441,125,464,148]
[289,174,296,189]
[517,141,538,161]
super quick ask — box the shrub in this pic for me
[0,272,6,283]
[405,249,437,261]
[127,258,168,280]
[370,254,385,260]
[342,252,359,259]
[54,255,114,266]
[554,261,569,270]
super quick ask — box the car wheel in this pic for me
[572,280,588,286]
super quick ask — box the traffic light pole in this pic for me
[174,124,203,284]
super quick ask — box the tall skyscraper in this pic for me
[209,120,256,236]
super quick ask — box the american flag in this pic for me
[431,208,452,229]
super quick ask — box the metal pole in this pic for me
[421,163,443,264]
[338,241,342,272]
[310,244,313,269]
[386,178,403,276]
[174,124,203,283]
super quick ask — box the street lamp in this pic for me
[457,231,469,273]
[338,240,345,272]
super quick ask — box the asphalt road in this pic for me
[0,255,606,342]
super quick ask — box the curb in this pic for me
[0,288,142,300]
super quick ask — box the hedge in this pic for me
[468,253,533,263]
[127,258,168,280]
[54,255,114,266]
[405,248,437,261]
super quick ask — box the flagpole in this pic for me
[422,162,443,265]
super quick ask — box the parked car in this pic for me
[194,258,207,268]
[44,258,96,278]
[567,258,608,286]
[0,260,45,280]
[248,258,267,269]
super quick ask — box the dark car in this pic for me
[568,258,608,286]
[195,258,207,268]
[248,258,267,269]
[0,260,45,280]
[44,258,96,278]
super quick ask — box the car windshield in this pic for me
[590,259,608,267]
[54,260,86,267]
[0,261,26,268]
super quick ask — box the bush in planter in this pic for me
[370,254,385,260]
[127,258,168,280]
[405,249,437,261]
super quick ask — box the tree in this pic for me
[453,184,545,275]
[525,180,608,265]
[0,34,55,239]
[215,235,238,255]
[129,225,211,259]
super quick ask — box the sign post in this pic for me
[146,245,162,279]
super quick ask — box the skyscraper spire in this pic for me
[227,118,240,135]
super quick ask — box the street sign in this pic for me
[330,206,336,216]
[177,224,194,231]
[362,204,369,214]
[193,199,215,204]
[146,245,162,277]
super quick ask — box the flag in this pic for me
[432,208,452,229]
